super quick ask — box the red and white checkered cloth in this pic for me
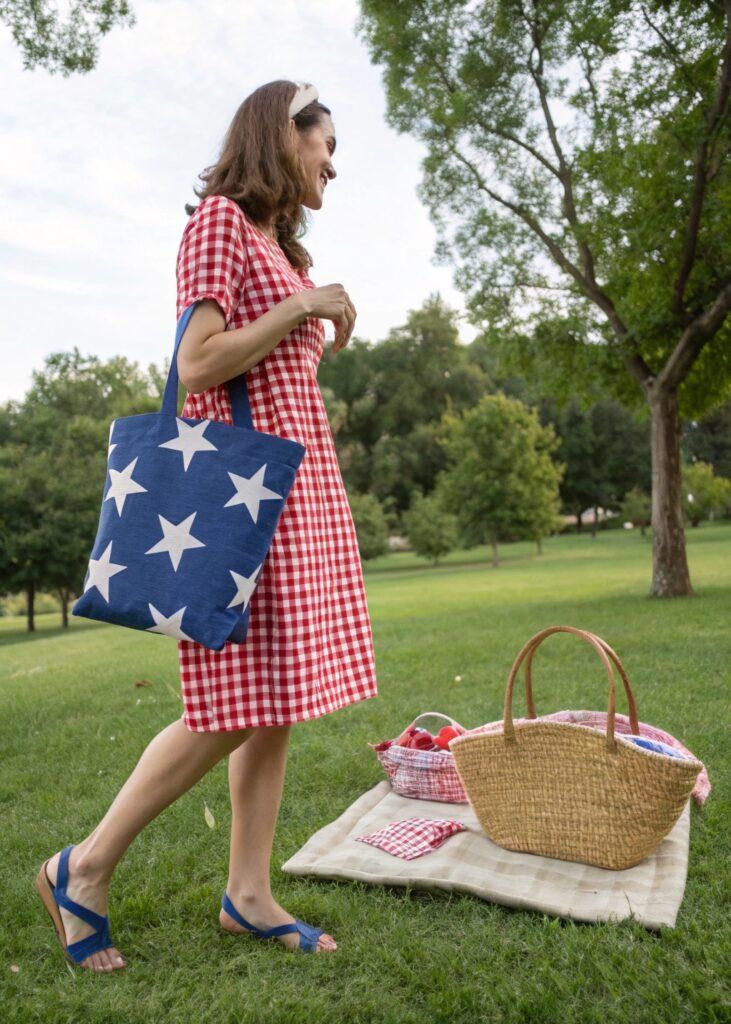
[354,817,467,859]
[175,195,379,730]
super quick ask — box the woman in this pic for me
[35,80,379,967]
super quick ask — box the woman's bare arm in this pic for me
[177,293,312,394]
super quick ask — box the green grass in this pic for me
[1,523,729,1023]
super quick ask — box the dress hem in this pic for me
[180,688,379,733]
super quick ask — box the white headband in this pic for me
[289,81,318,118]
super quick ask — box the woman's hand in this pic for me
[302,283,356,352]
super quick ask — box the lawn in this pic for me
[1,523,729,1023]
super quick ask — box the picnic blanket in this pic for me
[280,781,691,931]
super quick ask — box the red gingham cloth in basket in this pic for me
[369,744,469,803]
[354,817,466,859]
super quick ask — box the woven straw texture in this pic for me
[450,626,703,870]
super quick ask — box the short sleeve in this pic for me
[176,195,249,324]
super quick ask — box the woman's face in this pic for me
[291,113,337,210]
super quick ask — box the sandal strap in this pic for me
[221,892,324,949]
[294,918,325,952]
[53,844,114,962]
[66,917,113,964]
[54,846,108,931]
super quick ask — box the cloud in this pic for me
[1,0,476,403]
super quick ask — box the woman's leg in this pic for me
[44,717,251,972]
[221,724,337,952]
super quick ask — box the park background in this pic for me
[1,2,730,1022]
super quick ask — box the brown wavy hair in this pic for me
[184,80,332,271]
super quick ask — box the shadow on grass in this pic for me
[0,616,104,649]
[363,534,654,578]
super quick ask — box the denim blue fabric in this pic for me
[72,302,306,651]
[624,735,687,759]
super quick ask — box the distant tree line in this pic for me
[4,293,728,631]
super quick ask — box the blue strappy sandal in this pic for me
[34,844,120,967]
[221,891,326,953]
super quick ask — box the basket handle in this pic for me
[523,629,640,733]
[503,626,640,753]
[408,712,465,732]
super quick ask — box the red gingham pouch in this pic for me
[368,712,469,803]
[353,817,467,860]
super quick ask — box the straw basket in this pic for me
[449,626,703,869]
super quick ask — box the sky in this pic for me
[0,0,481,404]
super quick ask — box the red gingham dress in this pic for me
[174,194,379,731]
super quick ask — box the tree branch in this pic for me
[639,4,705,95]
[443,136,656,390]
[657,277,731,391]
[425,58,563,181]
[522,7,605,311]
[673,10,731,317]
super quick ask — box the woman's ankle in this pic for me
[71,840,115,884]
[227,882,274,904]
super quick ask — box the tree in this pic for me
[402,490,459,564]
[0,350,165,631]
[620,487,652,536]
[348,493,390,561]
[682,398,731,477]
[552,396,651,534]
[0,0,135,74]
[681,460,731,525]
[434,393,564,566]
[369,295,487,437]
[370,422,451,512]
[0,427,102,630]
[318,295,490,508]
[356,0,731,596]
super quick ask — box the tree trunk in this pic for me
[576,510,583,533]
[27,580,35,632]
[649,388,692,596]
[536,537,543,554]
[591,506,598,538]
[59,587,69,627]
[491,539,499,567]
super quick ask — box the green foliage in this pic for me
[0,0,136,75]
[433,393,565,556]
[402,489,459,565]
[348,492,390,561]
[319,294,491,508]
[681,460,731,526]
[0,349,168,621]
[620,486,652,529]
[682,398,731,478]
[552,395,651,517]
[355,0,731,418]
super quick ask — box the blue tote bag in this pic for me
[72,301,306,651]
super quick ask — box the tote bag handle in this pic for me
[161,301,253,430]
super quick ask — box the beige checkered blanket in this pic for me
[280,781,690,930]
